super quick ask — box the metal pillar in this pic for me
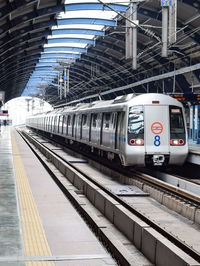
[131,2,137,69]
[59,73,63,100]
[162,6,168,57]
[194,105,199,141]
[189,105,193,141]
[64,68,67,98]
[67,68,69,93]
[57,73,60,97]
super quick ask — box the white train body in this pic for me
[26,93,188,166]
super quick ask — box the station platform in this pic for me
[188,143,200,165]
[0,126,116,266]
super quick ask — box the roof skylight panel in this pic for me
[44,43,88,48]
[52,24,105,30]
[40,54,81,59]
[64,0,128,4]
[57,10,117,20]
[41,51,81,54]
[48,34,95,39]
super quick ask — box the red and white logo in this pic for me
[151,122,163,135]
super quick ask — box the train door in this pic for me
[56,115,60,133]
[72,115,75,137]
[144,105,170,154]
[81,114,87,140]
[102,113,111,147]
[116,112,125,150]
[97,113,102,145]
[63,115,67,135]
[91,113,101,144]
[88,114,92,142]
[54,116,57,133]
[58,115,63,134]
[110,112,117,149]
[74,115,78,139]
[75,114,81,139]
[47,117,49,131]
[50,116,53,132]
[67,115,71,136]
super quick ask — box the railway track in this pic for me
[18,128,200,265]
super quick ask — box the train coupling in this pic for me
[153,154,165,166]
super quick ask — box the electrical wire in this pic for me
[70,19,200,92]
[55,1,200,101]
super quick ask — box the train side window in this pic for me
[68,115,71,126]
[67,115,71,135]
[92,114,98,128]
[50,116,53,131]
[55,116,58,131]
[57,116,60,132]
[72,115,75,137]
[87,114,91,127]
[170,107,184,134]
[128,106,144,135]
[59,115,63,133]
[57,115,59,127]
[82,114,87,127]
[48,117,50,131]
[104,113,111,129]
[169,106,185,143]
[111,112,117,129]
[54,116,58,132]
[52,116,55,131]
[63,115,67,134]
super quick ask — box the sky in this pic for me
[2,97,53,126]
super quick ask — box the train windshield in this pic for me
[170,107,185,134]
[128,106,144,136]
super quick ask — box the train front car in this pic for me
[125,94,188,167]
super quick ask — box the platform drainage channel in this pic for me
[105,185,149,196]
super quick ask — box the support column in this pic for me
[57,73,60,97]
[67,68,70,94]
[131,2,137,69]
[64,68,67,98]
[162,6,168,57]
[189,105,193,141]
[59,73,62,100]
[194,105,199,141]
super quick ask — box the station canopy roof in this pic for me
[1,0,200,105]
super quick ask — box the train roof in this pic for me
[66,93,183,112]
[28,93,183,118]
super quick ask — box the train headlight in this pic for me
[173,139,179,145]
[170,139,184,146]
[135,139,143,145]
[129,139,144,145]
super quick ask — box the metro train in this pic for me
[26,93,188,167]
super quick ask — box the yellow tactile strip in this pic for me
[11,131,55,266]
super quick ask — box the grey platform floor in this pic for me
[0,126,116,266]
[0,126,24,266]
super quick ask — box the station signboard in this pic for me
[168,93,200,103]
